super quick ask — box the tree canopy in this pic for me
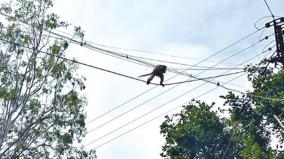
[0,0,96,158]
[160,63,284,159]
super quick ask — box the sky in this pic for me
[50,0,284,158]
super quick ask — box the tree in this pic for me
[160,62,284,159]
[160,100,236,159]
[0,0,96,158]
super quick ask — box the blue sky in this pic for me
[52,0,284,158]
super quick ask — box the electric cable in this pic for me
[254,16,281,30]
[85,35,268,126]
[87,41,244,67]
[0,8,281,156]
[0,37,248,88]
[0,11,271,130]
[86,70,244,133]
[85,45,273,146]
[87,48,280,149]
[91,72,284,150]
[263,0,275,20]
[87,73,246,149]
[127,55,244,70]
[86,40,266,133]
[9,11,260,67]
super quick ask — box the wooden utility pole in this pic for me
[266,17,284,68]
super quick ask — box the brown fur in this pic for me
[139,65,167,87]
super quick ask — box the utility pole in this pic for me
[265,17,284,68]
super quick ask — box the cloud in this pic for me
[52,0,284,159]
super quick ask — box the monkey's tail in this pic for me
[138,73,151,77]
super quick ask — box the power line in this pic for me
[91,73,284,150]
[0,9,280,155]
[85,45,275,148]
[194,72,284,101]
[164,71,244,85]
[263,0,275,19]
[88,41,205,61]
[28,29,243,71]
[0,11,260,68]
[43,29,252,66]
[254,16,281,30]
[78,41,239,75]
[3,12,280,155]
[191,48,275,93]
[68,30,262,70]
[0,14,262,70]
[0,35,268,135]
[85,35,268,126]
[0,38,159,83]
[0,11,269,74]
[0,22,264,74]
[42,22,264,73]
[85,46,272,147]
[0,10,220,125]
[86,40,265,132]
[87,41,247,67]
[0,34,228,87]
[87,73,246,149]
[76,32,272,81]
[0,38,249,88]
[222,39,276,159]
[86,70,244,133]
[0,36,253,145]
[0,12,268,74]
[85,87,158,125]
[54,35,241,72]
[0,10,199,149]
[128,55,245,70]
[0,12,271,130]
[87,50,281,149]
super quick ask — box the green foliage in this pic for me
[240,136,262,159]
[160,63,284,159]
[0,0,96,158]
[160,100,234,159]
[247,65,284,132]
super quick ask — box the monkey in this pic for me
[139,65,167,87]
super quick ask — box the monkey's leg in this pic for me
[159,74,165,87]
[146,74,155,85]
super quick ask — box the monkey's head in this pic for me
[160,65,167,73]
